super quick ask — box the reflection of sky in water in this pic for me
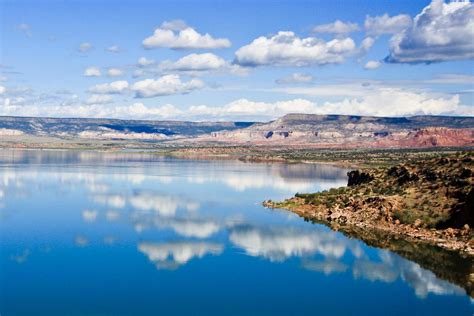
[0,150,472,315]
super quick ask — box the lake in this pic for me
[0,149,472,315]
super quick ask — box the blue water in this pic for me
[0,150,472,315]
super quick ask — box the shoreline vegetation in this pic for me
[2,141,470,168]
[165,146,472,167]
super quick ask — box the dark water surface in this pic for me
[0,150,472,315]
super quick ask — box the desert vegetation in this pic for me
[264,151,473,254]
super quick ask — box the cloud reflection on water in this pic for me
[302,259,349,275]
[130,192,200,217]
[138,241,224,270]
[0,150,466,300]
[229,224,349,261]
[10,249,30,264]
[155,217,221,238]
[229,224,465,298]
[82,209,98,222]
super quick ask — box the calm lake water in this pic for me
[0,149,472,315]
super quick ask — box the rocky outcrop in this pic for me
[265,152,474,255]
[347,170,374,186]
[387,166,419,185]
[438,187,474,229]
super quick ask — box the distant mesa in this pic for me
[199,114,474,148]
[0,113,473,149]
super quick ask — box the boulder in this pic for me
[347,170,374,186]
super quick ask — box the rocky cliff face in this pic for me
[196,114,474,148]
[374,127,474,148]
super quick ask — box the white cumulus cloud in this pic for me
[191,87,471,120]
[86,94,113,105]
[160,19,188,31]
[312,20,360,34]
[364,60,381,70]
[143,22,231,49]
[132,75,204,98]
[88,80,129,94]
[107,68,124,77]
[84,67,101,77]
[138,57,155,67]
[365,13,412,36]
[234,31,357,67]
[387,0,474,63]
[159,53,248,76]
[275,73,314,84]
[359,37,375,54]
[187,98,319,121]
[164,53,227,71]
[106,45,122,53]
[316,88,470,117]
[1,88,471,121]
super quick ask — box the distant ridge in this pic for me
[0,116,254,139]
[0,114,473,148]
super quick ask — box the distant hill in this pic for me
[0,116,254,140]
[0,114,473,149]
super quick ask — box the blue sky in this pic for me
[0,0,473,121]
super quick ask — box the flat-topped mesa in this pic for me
[201,113,474,147]
[275,113,474,127]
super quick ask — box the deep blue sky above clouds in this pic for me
[1,0,473,121]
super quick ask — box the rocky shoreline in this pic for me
[263,151,474,295]
[264,197,473,256]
